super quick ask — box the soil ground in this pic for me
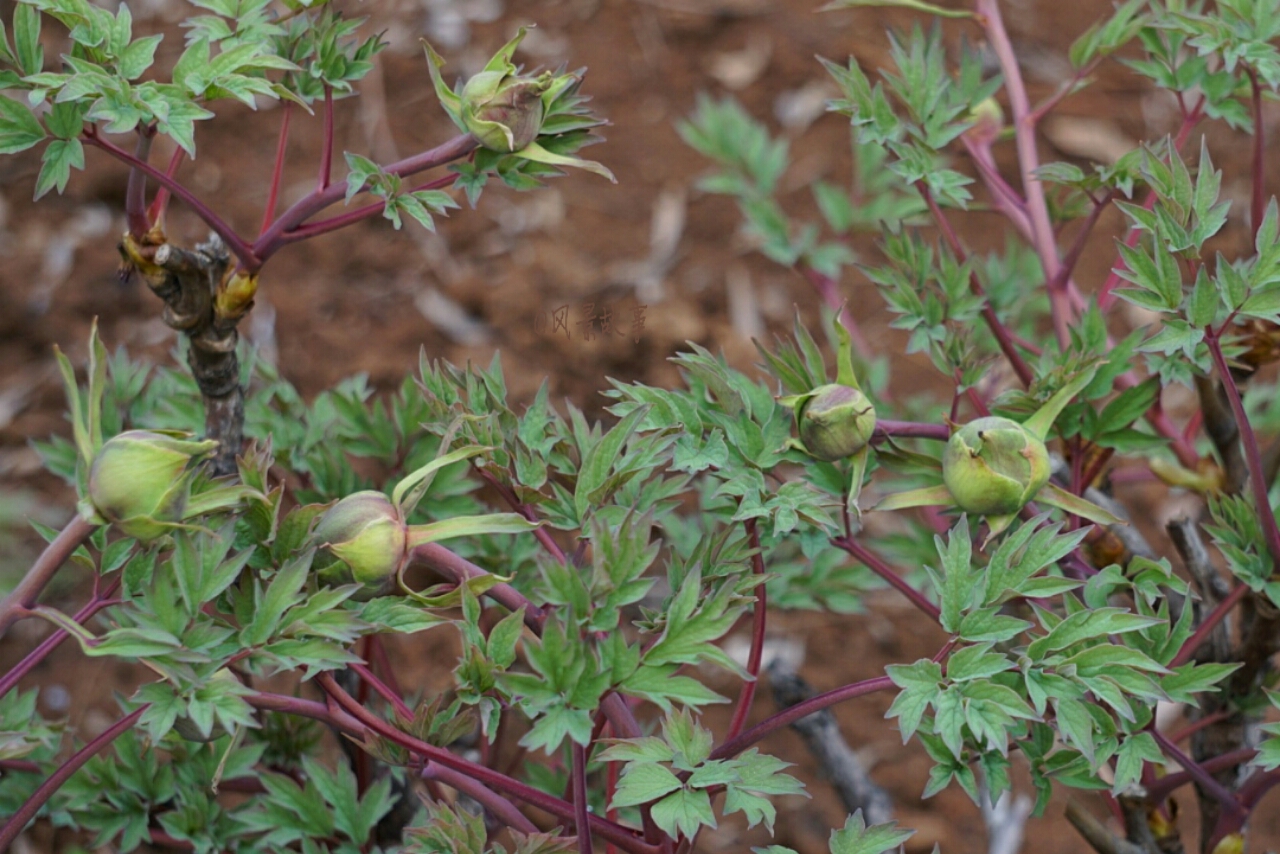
[3,0,1280,851]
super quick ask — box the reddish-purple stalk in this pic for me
[726,520,768,741]
[422,762,540,833]
[124,128,155,238]
[0,514,97,636]
[872,420,950,441]
[0,705,147,851]
[1170,582,1250,668]
[349,660,412,718]
[976,0,1071,349]
[367,634,404,700]
[832,535,942,623]
[84,127,259,267]
[1050,190,1119,294]
[711,675,895,761]
[1143,747,1258,803]
[0,576,121,699]
[279,174,456,243]
[1205,330,1280,566]
[476,468,570,564]
[316,673,658,854]
[252,133,479,269]
[412,542,547,631]
[1166,709,1233,744]
[260,101,293,235]
[1249,69,1266,244]
[917,183,1036,387]
[573,742,595,854]
[148,145,187,226]
[319,85,335,192]
[1150,728,1246,816]
[961,133,1033,236]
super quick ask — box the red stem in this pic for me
[252,133,478,269]
[1170,583,1249,667]
[872,420,951,441]
[918,183,1036,387]
[573,742,595,854]
[319,85,334,192]
[726,520,768,741]
[350,660,412,719]
[422,762,540,833]
[1051,190,1118,292]
[0,577,120,699]
[83,128,258,268]
[977,0,1070,348]
[0,705,147,851]
[1144,747,1258,803]
[1165,709,1233,744]
[279,175,455,243]
[260,101,293,235]
[124,128,155,237]
[711,675,895,761]
[316,673,657,854]
[1205,330,1280,566]
[1150,728,1245,816]
[148,145,187,227]
[833,535,942,623]
[0,514,97,636]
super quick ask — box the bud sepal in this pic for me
[423,28,615,182]
[873,366,1122,545]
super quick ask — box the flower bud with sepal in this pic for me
[312,490,408,595]
[785,383,877,463]
[942,416,1050,516]
[461,68,554,153]
[777,308,877,515]
[86,429,219,542]
[874,366,1123,545]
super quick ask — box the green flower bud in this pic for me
[942,416,1050,516]
[794,383,877,462]
[87,430,217,542]
[461,69,553,153]
[312,491,407,593]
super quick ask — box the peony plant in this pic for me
[4,2,1280,854]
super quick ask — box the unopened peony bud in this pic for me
[87,430,217,542]
[312,491,407,593]
[941,417,1050,516]
[461,70,553,153]
[793,383,877,462]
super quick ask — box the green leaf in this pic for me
[828,810,915,854]
[14,3,41,76]
[0,94,46,154]
[650,787,716,838]
[575,404,649,520]
[610,762,683,807]
[34,136,84,198]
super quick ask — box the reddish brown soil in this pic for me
[3,0,1280,851]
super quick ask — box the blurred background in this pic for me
[1,0,1278,850]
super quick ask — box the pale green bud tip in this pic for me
[796,383,876,462]
[313,491,407,588]
[461,71,552,153]
[87,430,217,538]
[942,416,1050,516]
